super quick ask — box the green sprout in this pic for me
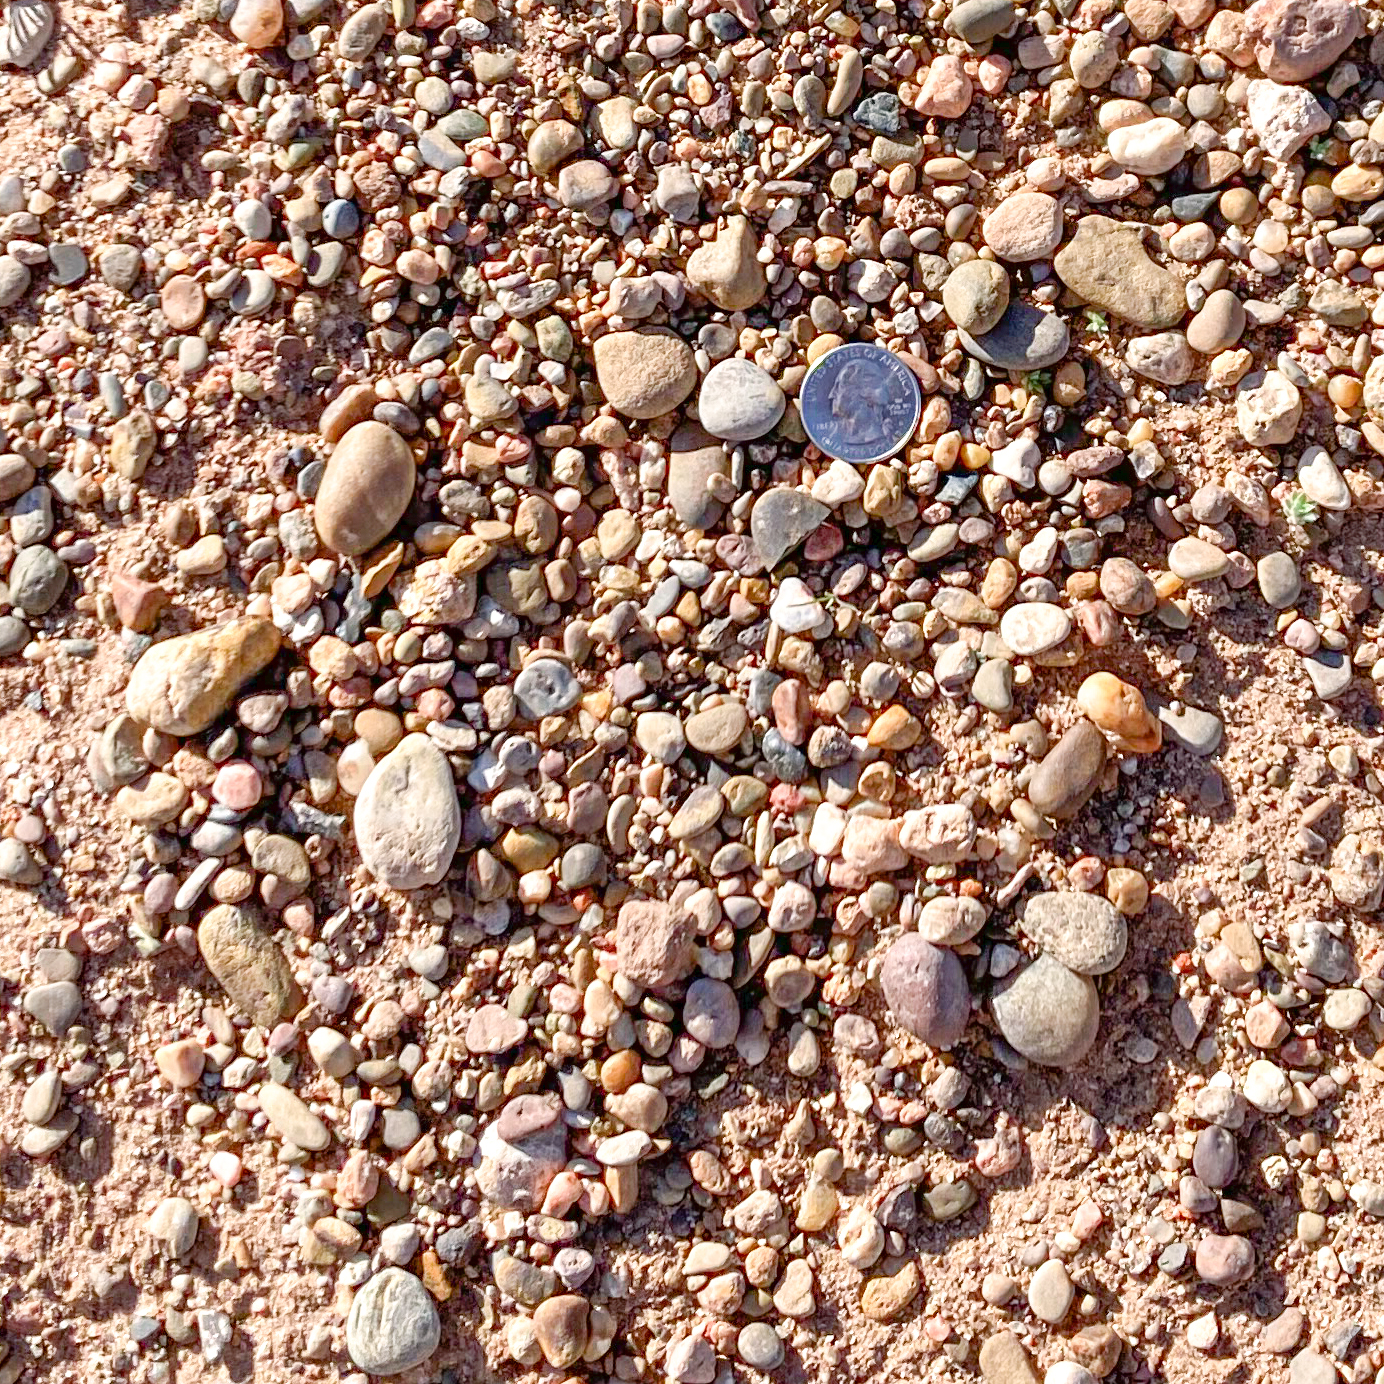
[1281,488,1318,530]
[1307,136,1332,160]
[1022,369,1053,397]
[1083,308,1109,334]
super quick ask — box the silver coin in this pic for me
[799,343,922,465]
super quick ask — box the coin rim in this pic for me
[800,343,923,465]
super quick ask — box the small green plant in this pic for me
[1307,135,1332,160]
[1083,308,1109,334]
[1022,369,1053,396]
[1281,488,1318,530]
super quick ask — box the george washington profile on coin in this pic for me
[801,342,922,465]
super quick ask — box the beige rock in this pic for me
[126,617,282,736]
[110,410,157,479]
[197,903,304,1027]
[1053,215,1184,328]
[314,421,416,555]
[593,328,698,419]
[685,216,766,310]
[230,0,282,46]
[1076,672,1161,752]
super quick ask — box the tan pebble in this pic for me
[860,1261,921,1322]
[155,1039,205,1088]
[1076,671,1162,753]
[866,704,922,750]
[229,0,283,46]
[1105,866,1149,915]
[161,275,206,330]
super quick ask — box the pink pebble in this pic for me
[804,523,843,560]
[978,54,1011,95]
[1071,1199,1104,1240]
[210,1151,243,1187]
[212,761,262,810]
[542,1169,584,1217]
[415,688,455,722]
[549,983,582,1014]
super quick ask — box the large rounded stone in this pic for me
[943,259,1010,334]
[126,617,282,736]
[197,904,304,1027]
[347,1269,441,1376]
[593,328,697,419]
[959,301,1070,370]
[880,934,970,1049]
[1018,891,1128,975]
[991,954,1100,1067]
[354,734,461,889]
[314,421,415,556]
[686,216,766,310]
[1028,719,1107,820]
[617,896,697,988]
[8,547,68,615]
[527,118,582,175]
[1107,117,1189,174]
[697,358,785,441]
[1244,0,1359,80]
[982,192,1062,262]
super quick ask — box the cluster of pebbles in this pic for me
[2,0,1384,1378]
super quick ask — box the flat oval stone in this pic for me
[880,933,970,1049]
[1028,718,1107,820]
[347,1269,441,1376]
[999,602,1071,655]
[197,904,304,1027]
[514,658,582,718]
[942,258,1010,334]
[314,421,415,556]
[354,734,461,889]
[666,424,730,529]
[1168,536,1230,582]
[697,358,786,441]
[593,328,697,419]
[959,301,1070,370]
[1019,891,1128,975]
[947,0,1015,43]
[258,1081,330,1150]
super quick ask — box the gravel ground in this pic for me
[0,0,1383,1381]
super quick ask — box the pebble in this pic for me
[697,358,785,441]
[959,302,1070,370]
[880,934,970,1048]
[1054,216,1184,328]
[999,603,1071,656]
[991,955,1100,1067]
[1019,892,1128,975]
[197,904,301,1027]
[943,259,1010,334]
[686,217,766,311]
[594,329,698,419]
[1256,551,1300,608]
[1028,1259,1074,1323]
[346,1269,441,1375]
[983,192,1062,262]
[315,422,416,556]
[126,618,281,736]
[1028,720,1106,819]
[354,735,461,889]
